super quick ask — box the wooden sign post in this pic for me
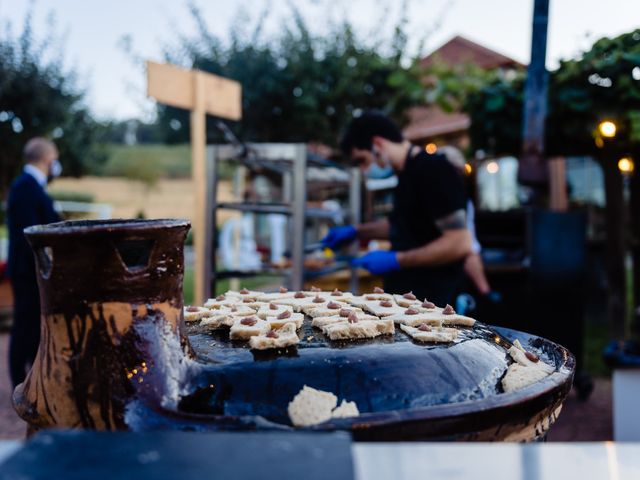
[146,61,242,305]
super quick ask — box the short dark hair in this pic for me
[340,111,403,155]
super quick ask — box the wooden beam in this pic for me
[202,73,242,121]
[191,72,208,305]
[548,157,568,211]
[147,61,242,120]
[147,61,194,112]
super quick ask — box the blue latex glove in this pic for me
[486,290,503,303]
[351,250,400,275]
[321,225,357,250]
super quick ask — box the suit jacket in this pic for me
[6,172,61,280]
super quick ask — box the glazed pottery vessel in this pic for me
[13,219,190,431]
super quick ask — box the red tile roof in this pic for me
[403,106,470,141]
[421,35,525,69]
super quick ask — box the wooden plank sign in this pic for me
[146,61,241,120]
[146,61,242,304]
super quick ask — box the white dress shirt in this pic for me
[23,164,48,188]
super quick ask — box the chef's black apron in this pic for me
[384,149,466,306]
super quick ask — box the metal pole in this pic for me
[603,154,627,340]
[349,167,362,293]
[191,71,209,304]
[207,146,218,296]
[290,144,307,291]
[519,0,550,188]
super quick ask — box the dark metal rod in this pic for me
[520,0,550,186]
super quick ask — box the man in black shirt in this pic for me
[322,112,471,305]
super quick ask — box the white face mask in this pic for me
[367,162,394,179]
[49,159,63,178]
[368,146,393,178]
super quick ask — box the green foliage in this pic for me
[184,229,194,247]
[155,3,427,146]
[422,57,504,113]
[101,119,164,145]
[584,322,611,377]
[466,75,525,156]
[546,29,640,156]
[446,29,640,157]
[0,10,107,195]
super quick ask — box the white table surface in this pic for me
[352,442,640,480]
[0,440,21,465]
[1,439,639,479]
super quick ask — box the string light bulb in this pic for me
[618,157,634,174]
[486,161,499,174]
[598,120,617,138]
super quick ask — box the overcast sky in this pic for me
[1,0,638,121]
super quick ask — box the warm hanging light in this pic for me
[464,163,473,175]
[486,161,499,174]
[425,143,437,154]
[618,157,634,174]
[598,120,617,138]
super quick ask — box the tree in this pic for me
[432,29,640,159]
[0,11,107,197]
[463,74,525,157]
[153,3,428,147]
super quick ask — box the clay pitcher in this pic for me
[13,219,191,432]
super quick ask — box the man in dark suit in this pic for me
[6,137,61,387]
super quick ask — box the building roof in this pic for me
[420,35,525,70]
[404,35,523,142]
[403,106,470,141]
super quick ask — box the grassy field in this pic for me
[94,143,235,182]
[97,144,191,179]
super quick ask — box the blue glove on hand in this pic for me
[351,250,400,275]
[321,225,357,250]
